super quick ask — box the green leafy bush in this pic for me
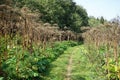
[0,38,7,54]
[45,41,78,60]
[1,40,78,80]
[2,47,41,79]
[0,77,3,80]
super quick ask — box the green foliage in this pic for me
[0,37,7,54]
[12,0,33,8]
[100,16,105,24]
[2,47,41,79]
[0,77,3,80]
[88,16,101,27]
[102,58,120,80]
[12,0,88,32]
[84,43,120,80]
[46,45,100,80]
[88,16,107,27]
[0,35,78,80]
[70,46,94,80]
[45,41,78,60]
[84,44,107,79]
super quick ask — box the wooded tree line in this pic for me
[0,1,82,79]
[0,0,88,32]
[1,0,120,80]
[0,3,83,52]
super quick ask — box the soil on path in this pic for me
[65,48,79,80]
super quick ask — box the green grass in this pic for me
[45,50,70,80]
[71,46,94,80]
[45,45,96,80]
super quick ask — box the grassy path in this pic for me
[65,53,72,80]
[45,45,94,80]
[65,47,79,80]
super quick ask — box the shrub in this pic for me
[1,41,78,80]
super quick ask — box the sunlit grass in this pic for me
[45,45,94,80]
[45,45,102,80]
[70,46,93,80]
[45,50,70,80]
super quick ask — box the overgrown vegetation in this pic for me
[83,20,120,79]
[9,0,88,32]
[0,1,80,79]
[0,0,120,80]
[0,35,77,79]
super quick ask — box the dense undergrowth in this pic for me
[0,36,78,80]
[83,23,120,80]
[0,0,120,80]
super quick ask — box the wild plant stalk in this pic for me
[83,23,120,79]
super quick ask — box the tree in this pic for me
[111,16,120,25]
[100,16,104,24]
[88,16,101,27]
[11,0,89,32]
[39,0,88,32]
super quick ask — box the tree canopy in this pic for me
[10,0,88,32]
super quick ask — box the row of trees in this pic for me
[7,0,89,32]
[0,1,80,79]
[88,16,106,27]
[1,0,110,32]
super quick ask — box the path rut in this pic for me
[65,48,79,80]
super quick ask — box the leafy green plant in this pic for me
[2,47,41,79]
[102,58,120,80]
[45,41,78,60]
[0,37,7,54]
[0,77,3,80]
[12,0,88,32]
[0,40,78,80]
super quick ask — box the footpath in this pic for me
[46,45,93,80]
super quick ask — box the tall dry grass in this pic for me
[82,23,120,79]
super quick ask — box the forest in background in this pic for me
[0,0,120,80]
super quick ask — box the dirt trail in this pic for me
[65,54,73,80]
[65,48,79,80]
